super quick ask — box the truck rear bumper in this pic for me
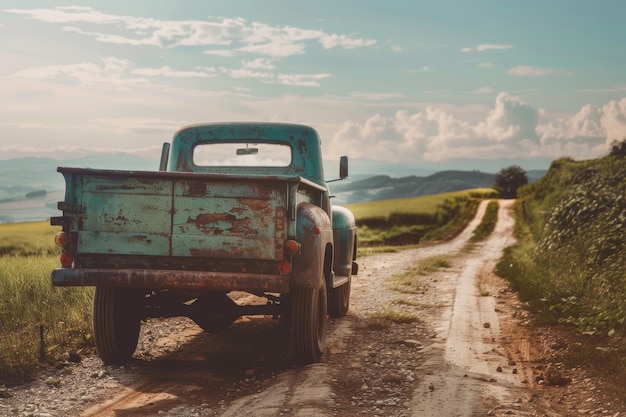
[52,268,290,293]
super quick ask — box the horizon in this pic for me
[1,1,625,172]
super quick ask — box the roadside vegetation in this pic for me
[496,145,626,400]
[346,188,497,256]
[0,222,93,385]
[469,200,499,243]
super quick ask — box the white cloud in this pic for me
[328,93,626,163]
[508,66,572,77]
[273,73,331,87]
[318,33,376,49]
[131,65,217,78]
[12,57,144,85]
[350,92,406,100]
[462,44,514,52]
[601,98,626,144]
[226,68,274,80]
[5,7,376,58]
[242,58,276,70]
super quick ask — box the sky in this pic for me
[1,1,625,175]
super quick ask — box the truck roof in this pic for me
[168,122,327,186]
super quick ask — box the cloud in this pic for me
[350,92,406,100]
[131,65,217,78]
[12,57,144,85]
[462,44,514,52]
[242,58,276,70]
[273,73,332,87]
[5,7,376,58]
[329,93,626,163]
[508,66,572,76]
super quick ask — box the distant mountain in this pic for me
[329,169,547,204]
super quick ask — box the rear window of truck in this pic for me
[193,143,292,167]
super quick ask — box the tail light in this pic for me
[284,239,301,255]
[59,253,74,267]
[54,230,73,267]
[54,231,68,247]
[277,261,292,275]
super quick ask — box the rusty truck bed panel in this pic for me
[51,268,290,293]
[60,168,288,262]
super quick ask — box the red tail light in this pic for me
[284,239,301,255]
[59,253,73,267]
[277,261,292,275]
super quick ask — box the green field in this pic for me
[0,221,93,385]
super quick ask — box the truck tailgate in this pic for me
[63,169,287,261]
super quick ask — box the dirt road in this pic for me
[4,199,617,416]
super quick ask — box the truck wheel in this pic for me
[93,287,141,364]
[291,280,327,364]
[328,277,351,318]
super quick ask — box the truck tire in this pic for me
[291,280,327,364]
[328,277,350,318]
[93,287,141,364]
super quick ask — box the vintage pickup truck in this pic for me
[51,122,357,364]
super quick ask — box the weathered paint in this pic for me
[291,202,333,289]
[332,205,357,278]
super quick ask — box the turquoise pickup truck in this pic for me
[51,122,358,364]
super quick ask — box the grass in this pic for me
[0,221,61,256]
[347,188,496,257]
[0,222,93,385]
[364,309,419,330]
[385,255,452,295]
[469,200,499,243]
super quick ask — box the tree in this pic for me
[493,165,528,199]
[609,138,626,158]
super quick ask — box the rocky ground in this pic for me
[1,200,625,416]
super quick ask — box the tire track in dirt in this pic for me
[407,199,538,416]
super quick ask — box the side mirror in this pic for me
[339,156,349,179]
[159,142,170,171]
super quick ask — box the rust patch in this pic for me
[188,213,236,226]
[237,198,271,211]
[184,182,207,197]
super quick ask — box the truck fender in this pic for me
[332,205,357,278]
[291,202,333,289]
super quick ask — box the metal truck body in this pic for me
[51,122,357,364]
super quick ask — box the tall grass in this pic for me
[0,222,93,385]
[497,157,626,331]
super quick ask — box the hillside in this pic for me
[330,169,545,204]
[498,155,626,332]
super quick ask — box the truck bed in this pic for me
[58,167,294,263]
